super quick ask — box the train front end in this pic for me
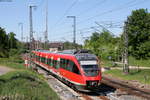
[75,51,101,91]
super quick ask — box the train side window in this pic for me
[51,59,53,66]
[53,60,57,68]
[67,60,73,71]
[65,60,69,70]
[33,54,35,58]
[35,55,37,60]
[42,57,44,63]
[45,58,48,64]
[48,59,51,66]
[61,59,66,68]
[39,56,42,62]
[40,56,41,62]
[53,60,56,67]
[72,64,80,75]
[38,56,40,61]
[36,55,38,61]
[56,60,60,69]
[41,57,43,62]
[43,57,46,63]
[60,59,63,68]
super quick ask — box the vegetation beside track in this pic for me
[104,69,150,84]
[128,57,150,67]
[102,56,150,68]
[0,57,59,100]
[0,70,59,100]
[0,56,25,69]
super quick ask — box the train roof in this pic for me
[33,49,97,61]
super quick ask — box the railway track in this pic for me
[102,75,150,100]
[34,65,149,100]
[35,66,122,100]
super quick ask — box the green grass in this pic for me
[0,57,25,69]
[101,60,118,67]
[102,56,150,68]
[129,56,150,67]
[0,70,59,100]
[104,69,150,84]
[0,57,59,100]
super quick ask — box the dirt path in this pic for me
[115,62,150,69]
[0,66,14,75]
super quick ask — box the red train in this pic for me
[31,49,102,91]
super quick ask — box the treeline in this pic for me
[63,41,82,50]
[84,30,121,61]
[0,27,24,58]
[84,9,150,60]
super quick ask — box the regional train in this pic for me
[31,49,101,91]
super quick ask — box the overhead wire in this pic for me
[51,26,98,40]
[77,0,147,24]
[76,0,107,16]
[52,20,124,38]
[51,0,79,30]
[51,0,107,33]
[52,0,148,42]
[52,0,137,34]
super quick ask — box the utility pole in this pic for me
[18,23,23,42]
[29,5,36,67]
[123,22,129,73]
[67,16,76,49]
[29,5,36,50]
[44,0,48,49]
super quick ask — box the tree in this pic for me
[63,41,82,50]
[0,27,9,57]
[84,29,120,60]
[0,27,22,58]
[8,32,17,49]
[125,9,150,59]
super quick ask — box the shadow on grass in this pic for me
[129,70,141,75]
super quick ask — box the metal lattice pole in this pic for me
[67,16,76,49]
[123,22,129,73]
[45,0,48,49]
[18,23,24,42]
[29,5,36,67]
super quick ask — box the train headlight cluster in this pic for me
[86,81,99,87]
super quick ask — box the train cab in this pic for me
[73,50,101,91]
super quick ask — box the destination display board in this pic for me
[80,61,97,65]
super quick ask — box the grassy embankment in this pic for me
[104,69,150,84]
[0,56,25,69]
[0,57,59,100]
[102,56,150,67]
[102,56,150,85]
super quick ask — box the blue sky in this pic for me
[0,0,150,44]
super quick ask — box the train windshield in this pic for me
[81,65,99,77]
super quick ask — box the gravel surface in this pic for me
[37,67,84,100]
[0,66,14,75]
[36,66,149,100]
